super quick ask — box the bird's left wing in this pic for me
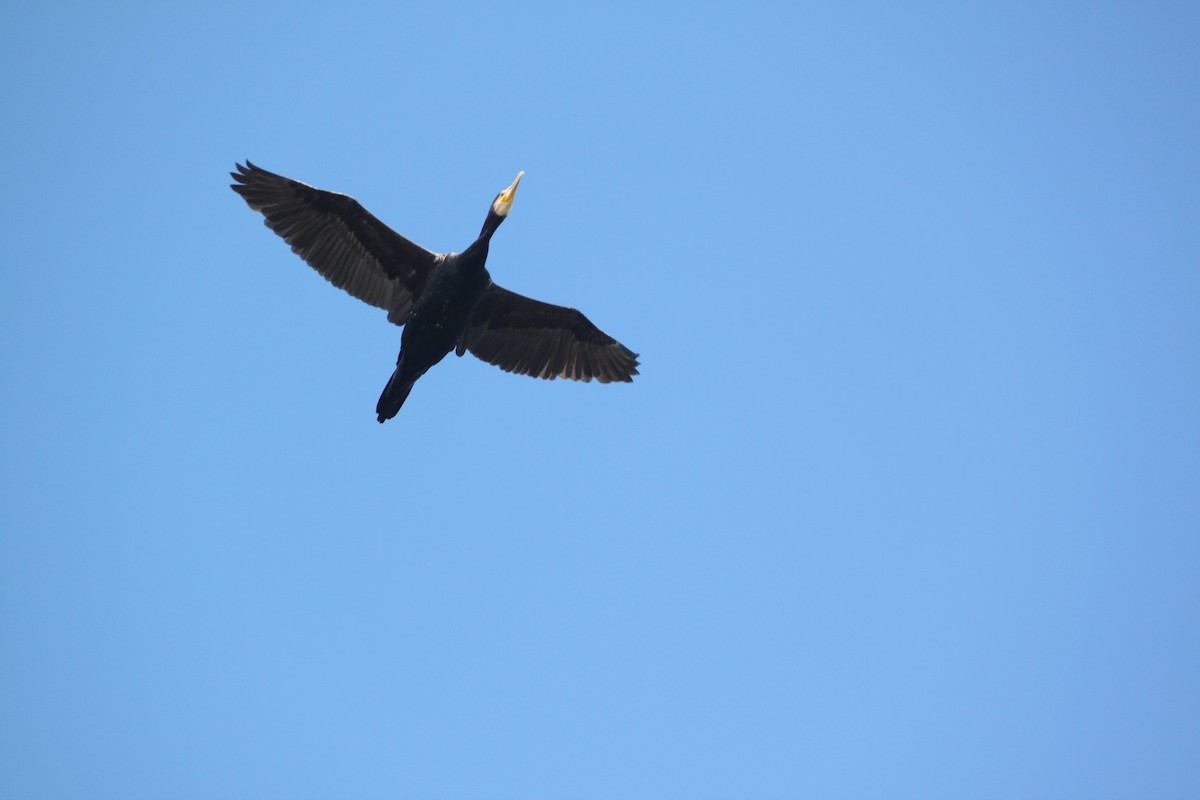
[230,161,439,325]
[458,285,639,383]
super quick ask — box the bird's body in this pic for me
[230,162,638,422]
[376,246,492,419]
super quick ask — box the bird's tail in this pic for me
[376,368,416,423]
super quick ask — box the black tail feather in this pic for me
[376,369,415,423]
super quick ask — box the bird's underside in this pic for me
[229,161,639,421]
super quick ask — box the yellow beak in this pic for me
[499,170,524,204]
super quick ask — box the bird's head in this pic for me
[490,171,524,218]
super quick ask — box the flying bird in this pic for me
[230,162,639,422]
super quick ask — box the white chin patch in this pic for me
[493,198,513,217]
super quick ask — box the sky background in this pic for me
[2,2,1198,798]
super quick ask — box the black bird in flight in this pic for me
[230,162,639,422]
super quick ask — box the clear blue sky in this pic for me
[2,3,1198,797]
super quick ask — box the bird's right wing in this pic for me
[230,161,440,325]
[459,285,639,383]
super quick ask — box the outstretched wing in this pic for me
[459,285,639,383]
[230,161,440,325]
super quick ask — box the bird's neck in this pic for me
[462,237,490,263]
[478,209,504,241]
[462,210,503,263]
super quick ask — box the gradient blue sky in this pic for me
[2,3,1198,798]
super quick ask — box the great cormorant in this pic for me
[230,162,639,422]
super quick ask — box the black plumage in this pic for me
[230,162,638,422]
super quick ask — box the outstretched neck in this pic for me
[478,208,505,241]
[462,214,500,263]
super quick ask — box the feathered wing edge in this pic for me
[459,285,639,383]
[229,161,440,325]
